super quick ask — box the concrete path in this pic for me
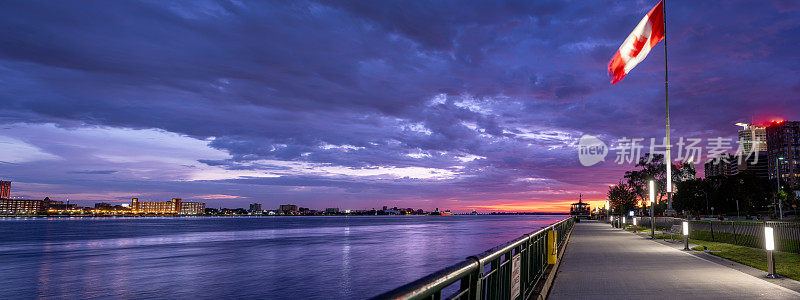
[548,221,800,299]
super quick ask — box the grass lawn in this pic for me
[624,227,800,281]
[690,239,800,282]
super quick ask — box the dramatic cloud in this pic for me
[0,0,797,211]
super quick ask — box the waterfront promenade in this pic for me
[548,221,800,299]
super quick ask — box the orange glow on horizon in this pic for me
[462,196,608,213]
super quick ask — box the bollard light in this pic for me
[682,221,690,250]
[765,226,777,278]
[765,227,775,251]
[682,221,689,236]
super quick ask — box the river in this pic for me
[0,215,565,299]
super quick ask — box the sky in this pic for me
[0,0,798,212]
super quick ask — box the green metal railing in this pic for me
[627,216,800,254]
[373,217,575,300]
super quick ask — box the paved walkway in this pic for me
[548,221,800,299]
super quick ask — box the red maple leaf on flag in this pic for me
[628,35,647,58]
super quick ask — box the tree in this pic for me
[673,161,696,183]
[623,153,696,215]
[607,182,638,214]
[624,153,671,215]
[672,178,708,215]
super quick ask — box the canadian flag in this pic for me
[608,0,664,84]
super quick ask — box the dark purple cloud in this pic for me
[0,0,797,211]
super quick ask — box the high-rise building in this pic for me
[0,181,10,199]
[704,153,738,177]
[737,151,770,179]
[766,121,800,189]
[249,203,262,212]
[736,123,767,155]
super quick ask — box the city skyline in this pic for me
[1,1,799,212]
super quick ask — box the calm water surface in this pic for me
[0,215,565,299]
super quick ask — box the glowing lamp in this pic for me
[633,218,637,226]
[649,180,655,204]
[765,227,775,251]
[623,216,626,224]
[682,221,689,236]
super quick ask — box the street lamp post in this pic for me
[649,180,655,239]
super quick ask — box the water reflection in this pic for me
[0,215,564,299]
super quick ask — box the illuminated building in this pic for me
[766,121,800,188]
[131,197,180,213]
[735,123,767,155]
[0,181,10,199]
[180,201,205,215]
[249,203,262,212]
[130,198,205,214]
[0,198,48,214]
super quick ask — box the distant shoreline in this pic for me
[1,212,569,218]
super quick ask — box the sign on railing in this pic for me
[511,253,521,299]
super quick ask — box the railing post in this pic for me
[521,234,530,298]
[547,229,557,265]
[710,221,715,242]
[464,256,481,300]
[469,256,483,300]
[432,291,441,300]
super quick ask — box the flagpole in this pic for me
[663,0,675,216]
